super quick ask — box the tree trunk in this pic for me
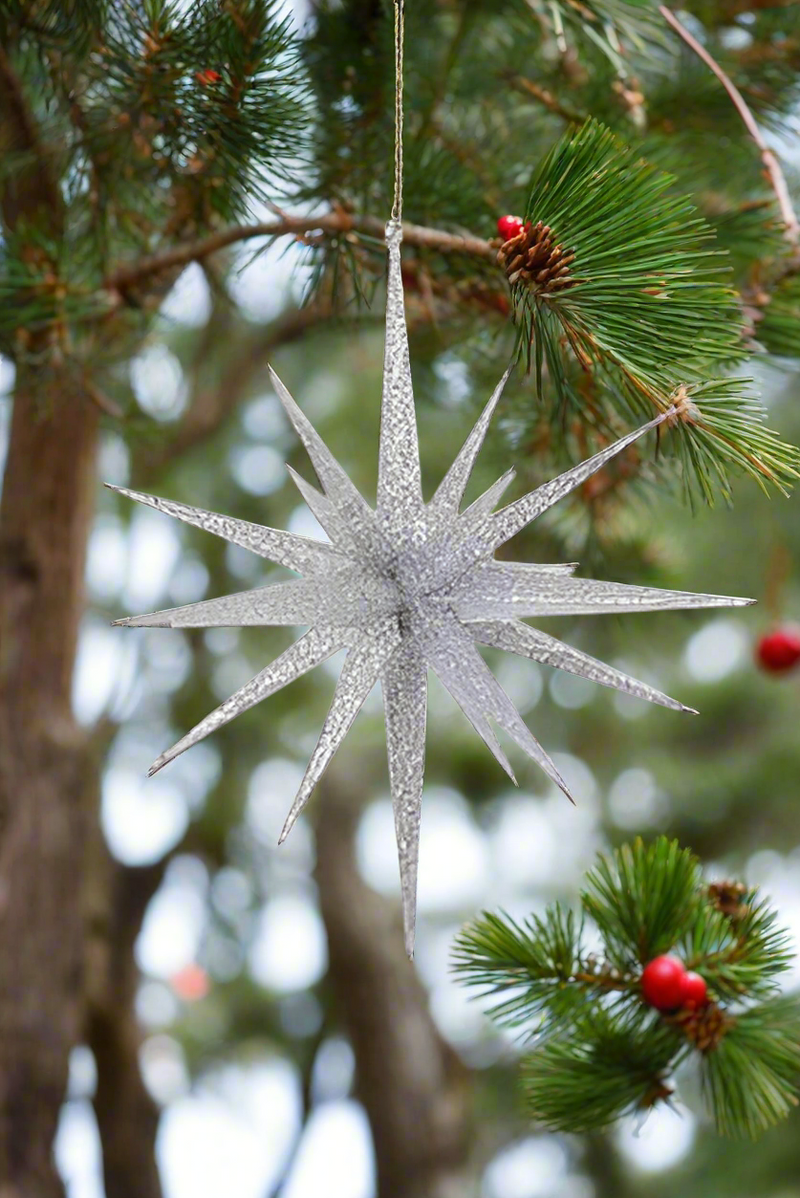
[85,850,165,1198]
[0,378,99,1197]
[315,771,474,1198]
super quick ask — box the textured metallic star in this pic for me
[109,221,752,956]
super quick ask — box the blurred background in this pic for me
[1,0,800,1195]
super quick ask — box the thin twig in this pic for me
[659,5,799,244]
[506,73,586,124]
[106,213,497,294]
[573,970,632,992]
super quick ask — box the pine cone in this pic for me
[497,221,575,293]
[707,880,750,922]
[670,1001,733,1053]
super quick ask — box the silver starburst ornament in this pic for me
[110,221,752,956]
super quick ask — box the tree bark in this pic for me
[0,378,99,1197]
[84,850,165,1198]
[315,772,474,1198]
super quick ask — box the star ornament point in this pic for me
[111,226,753,958]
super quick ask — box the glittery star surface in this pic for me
[109,221,753,956]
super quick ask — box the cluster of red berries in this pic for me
[640,954,708,1012]
[497,214,529,242]
[756,625,800,674]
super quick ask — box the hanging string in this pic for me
[391,0,405,225]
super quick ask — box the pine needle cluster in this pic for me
[453,836,800,1139]
[0,0,306,353]
[508,120,799,501]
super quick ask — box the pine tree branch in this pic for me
[456,838,800,1139]
[659,6,799,245]
[106,213,497,294]
[505,74,586,124]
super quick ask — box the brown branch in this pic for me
[573,970,633,992]
[505,74,586,124]
[0,45,63,235]
[106,213,497,294]
[659,5,799,244]
[0,50,101,1198]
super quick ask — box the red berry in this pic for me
[497,214,524,242]
[641,955,687,1011]
[680,970,708,1009]
[196,69,221,85]
[756,626,800,674]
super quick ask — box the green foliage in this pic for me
[3,0,798,516]
[518,0,666,74]
[682,891,794,1003]
[705,996,800,1139]
[704,202,784,283]
[96,0,304,210]
[581,835,701,966]
[0,0,103,50]
[450,905,582,1027]
[521,1007,684,1133]
[759,275,800,360]
[4,1,800,1193]
[516,120,742,389]
[454,836,800,1139]
[507,120,800,500]
[0,0,307,353]
[655,379,800,505]
[589,373,799,505]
